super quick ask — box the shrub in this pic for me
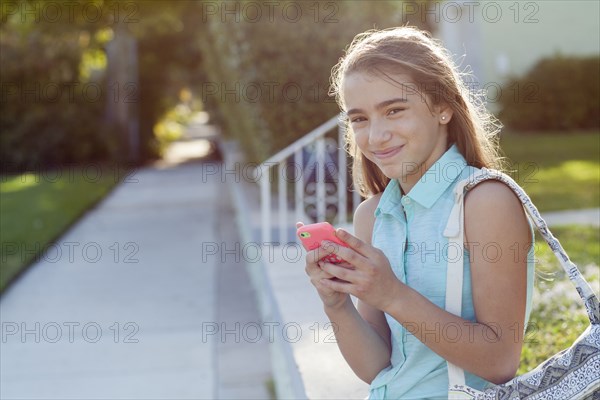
[499,55,600,132]
[0,1,207,173]
[197,1,408,162]
[0,20,118,173]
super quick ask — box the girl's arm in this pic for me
[321,195,392,384]
[324,298,391,383]
[320,181,531,384]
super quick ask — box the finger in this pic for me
[320,261,357,283]
[316,262,339,279]
[306,249,319,265]
[304,262,321,278]
[321,240,368,270]
[320,277,353,294]
[318,270,335,280]
[296,221,304,229]
[317,282,338,297]
[319,241,343,256]
[305,255,336,278]
[309,273,339,295]
[336,261,355,270]
[335,228,371,257]
[306,261,335,280]
[307,246,334,264]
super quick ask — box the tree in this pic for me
[196,0,405,162]
[0,0,207,171]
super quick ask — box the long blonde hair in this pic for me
[330,26,504,197]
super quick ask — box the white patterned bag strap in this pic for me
[443,172,471,396]
[443,167,600,397]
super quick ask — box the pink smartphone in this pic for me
[297,222,348,264]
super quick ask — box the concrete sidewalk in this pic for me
[541,208,600,227]
[0,146,271,399]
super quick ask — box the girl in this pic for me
[299,27,535,399]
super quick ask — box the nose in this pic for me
[368,118,392,146]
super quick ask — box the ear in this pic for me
[437,103,454,125]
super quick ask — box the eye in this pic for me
[388,108,405,116]
[350,116,367,124]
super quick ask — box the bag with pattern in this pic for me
[442,168,599,400]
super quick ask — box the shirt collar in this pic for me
[404,144,467,208]
[375,178,401,218]
[375,144,467,216]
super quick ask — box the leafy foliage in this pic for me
[499,56,600,132]
[1,0,425,170]
[0,0,206,172]
[197,0,406,162]
[0,1,117,172]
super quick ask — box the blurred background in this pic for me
[1,1,598,399]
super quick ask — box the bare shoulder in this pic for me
[354,193,383,222]
[464,180,531,244]
[464,180,523,215]
[353,193,383,245]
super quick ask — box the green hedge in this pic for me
[0,15,117,173]
[1,0,428,170]
[499,56,600,132]
[0,1,206,173]
[197,1,413,162]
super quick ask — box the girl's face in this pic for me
[342,71,452,193]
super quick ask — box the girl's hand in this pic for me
[318,227,403,312]
[297,222,350,310]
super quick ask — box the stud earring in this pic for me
[441,116,446,121]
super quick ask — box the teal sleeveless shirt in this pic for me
[368,144,535,399]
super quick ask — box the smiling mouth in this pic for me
[372,145,404,160]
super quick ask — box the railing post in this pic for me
[337,119,347,226]
[316,137,326,222]
[278,161,287,244]
[261,166,271,244]
[294,149,304,230]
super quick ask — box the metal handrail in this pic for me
[262,115,340,165]
[259,114,360,245]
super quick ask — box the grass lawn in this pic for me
[499,131,600,211]
[0,166,125,293]
[518,225,599,375]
